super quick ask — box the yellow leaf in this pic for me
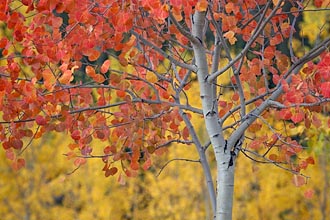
[223,31,237,45]
[146,71,158,83]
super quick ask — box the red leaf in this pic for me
[279,109,292,120]
[142,158,152,170]
[292,174,306,187]
[232,92,239,101]
[270,33,283,45]
[0,37,8,48]
[281,79,289,92]
[249,140,261,149]
[11,138,23,150]
[71,130,81,140]
[74,158,87,166]
[304,189,314,199]
[182,126,190,141]
[116,90,126,98]
[286,91,303,103]
[264,46,275,59]
[17,158,25,167]
[95,130,105,140]
[65,151,77,160]
[299,160,308,170]
[35,115,47,126]
[105,167,118,177]
[314,0,322,7]
[306,156,315,165]
[312,114,322,128]
[291,111,304,124]
[130,161,139,170]
[12,158,25,171]
[320,82,330,98]
[6,149,15,160]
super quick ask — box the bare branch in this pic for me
[168,12,198,44]
[208,0,282,81]
[156,158,200,177]
[240,148,310,179]
[228,37,330,149]
[130,30,197,72]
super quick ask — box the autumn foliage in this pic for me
[1,0,330,219]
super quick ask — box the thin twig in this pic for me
[156,158,200,177]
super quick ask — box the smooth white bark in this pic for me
[192,11,235,220]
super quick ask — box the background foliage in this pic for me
[1,1,330,220]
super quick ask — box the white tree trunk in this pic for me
[192,11,235,220]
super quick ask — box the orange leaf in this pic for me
[130,161,140,170]
[248,122,262,133]
[42,69,55,91]
[86,65,96,77]
[59,69,73,84]
[89,49,100,61]
[270,33,282,45]
[269,154,278,161]
[196,0,208,12]
[116,90,126,98]
[306,156,315,165]
[225,2,234,13]
[223,31,237,45]
[93,74,105,83]
[68,143,79,150]
[272,0,280,6]
[100,60,111,74]
[264,46,275,59]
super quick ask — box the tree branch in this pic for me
[130,30,197,72]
